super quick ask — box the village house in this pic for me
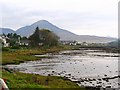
[0,35,9,47]
[60,40,78,45]
[20,40,30,46]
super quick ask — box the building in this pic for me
[20,40,30,46]
[0,35,9,47]
[60,40,77,45]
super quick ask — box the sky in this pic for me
[0,0,119,38]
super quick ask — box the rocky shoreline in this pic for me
[4,49,119,89]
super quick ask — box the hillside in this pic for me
[0,28,15,35]
[1,20,117,43]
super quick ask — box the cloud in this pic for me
[0,0,119,38]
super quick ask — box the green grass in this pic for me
[2,45,71,65]
[2,70,84,89]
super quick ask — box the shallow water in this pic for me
[6,49,119,88]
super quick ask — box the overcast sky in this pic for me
[0,0,119,38]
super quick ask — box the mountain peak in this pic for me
[39,20,49,22]
[33,20,51,25]
[31,20,58,30]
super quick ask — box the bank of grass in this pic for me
[2,45,72,65]
[2,70,83,89]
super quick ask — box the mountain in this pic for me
[16,20,79,40]
[0,28,15,35]
[108,39,120,47]
[15,20,117,43]
[77,35,116,43]
[16,20,116,43]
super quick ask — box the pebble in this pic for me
[104,74,107,77]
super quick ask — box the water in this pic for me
[6,49,119,88]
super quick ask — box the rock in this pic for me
[58,73,61,75]
[68,74,71,76]
[98,79,101,81]
[93,79,96,81]
[97,75,100,77]
[48,74,51,76]
[96,85,102,88]
[89,81,92,83]
[104,74,107,77]
[106,86,111,88]
[103,78,109,82]
[109,71,112,73]
[106,66,109,67]
[52,71,55,73]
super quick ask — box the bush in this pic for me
[11,46,21,49]
[2,47,10,51]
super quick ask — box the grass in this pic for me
[2,70,84,89]
[2,45,72,65]
[2,52,38,64]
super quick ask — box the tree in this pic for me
[21,36,28,40]
[6,33,21,47]
[29,27,59,47]
[29,27,41,47]
[39,29,59,46]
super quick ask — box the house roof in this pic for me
[20,40,30,43]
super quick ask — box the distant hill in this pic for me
[108,39,120,47]
[0,28,15,35]
[16,20,116,43]
[16,20,78,40]
[1,20,117,43]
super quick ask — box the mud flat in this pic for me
[6,49,119,89]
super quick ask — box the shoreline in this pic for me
[2,46,83,89]
[3,66,119,90]
[2,46,119,89]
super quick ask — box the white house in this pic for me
[0,35,9,47]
